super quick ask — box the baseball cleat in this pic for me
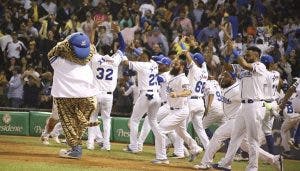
[41,136,50,145]
[288,140,300,150]
[86,143,95,150]
[193,163,211,170]
[52,136,61,144]
[59,146,82,159]
[123,145,138,154]
[101,146,111,151]
[212,163,231,171]
[189,147,203,162]
[233,153,249,161]
[169,153,185,159]
[281,151,293,158]
[151,159,170,165]
[273,155,283,171]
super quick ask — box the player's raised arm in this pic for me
[111,22,126,53]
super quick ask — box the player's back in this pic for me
[204,79,223,110]
[187,62,208,97]
[129,60,159,91]
[222,81,241,120]
[91,53,122,92]
[264,70,280,100]
[159,71,172,102]
[167,73,188,108]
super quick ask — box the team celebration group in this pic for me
[39,22,300,171]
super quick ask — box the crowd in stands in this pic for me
[0,0,299,115]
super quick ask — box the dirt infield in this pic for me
[0,136,199,171]
[1,135,300,171]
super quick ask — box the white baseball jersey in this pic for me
[124,84,140,104]
[167,73,190,108]
[50,56,98,98]
[283,98,300,119]
[291,79,300,113]
[187,61,208,97]
[263,70,280,100]
[129,60,159,91]
[232,62,267,100]
[90,50,128,92]
[158,71,172,102]
[222,81,241,120]
[204,80,223,110]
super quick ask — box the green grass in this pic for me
[0,135,300,171]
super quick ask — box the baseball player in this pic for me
[185,51,210,150]
[281,96,300,158]
[202,75,224,137]
[194,71,283,171]
[214,46,268,170]
[122,80,139,105]
[41,99,60,145]
[49,122,64,144]
[152,58,203,164]
[122,50,163,155]
[260,55,281,155]
[48,32,98,159]
[137,56,172,152]
[87,23,128,151]
[279,78,300,113]
[138,56,188,158]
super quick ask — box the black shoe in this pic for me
[212,163,231,171]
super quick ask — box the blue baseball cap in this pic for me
[68,32,90,59]
[260,55,274,65]
[152,54,164,62]
[191,53,205,65]
[157,57,172,66]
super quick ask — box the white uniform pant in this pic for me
[88,92,113,148]
[262,101,278,135]
[129,91,163,157]
[188,97,209,149]
[203,108,224,129]
[219,101,264,171]
[281,115,300,151]
[202,119,279,166]
[156,107,200,160]
[50,122,63,137]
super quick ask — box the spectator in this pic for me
[81,11,94,41]
[119,11,133,29]
[173,8,193,35]
[121,15,140,45]
[26,18,39,39]
[25,40,40,66]
[145,27,169,55]
[39,71,52,108]
[22,70,41,108]
[41,0,57,15]
[4,31,27,61]
[56,1,72,25]
[7,66,23,108]
[197,19,219,43]
[64,14,82,36]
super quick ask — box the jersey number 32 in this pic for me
[96,68,113,80]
